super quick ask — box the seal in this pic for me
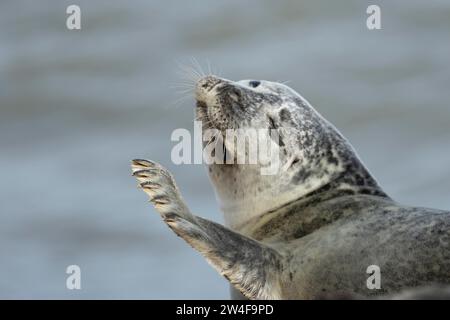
[131,75,450,299]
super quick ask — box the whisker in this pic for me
[170,83,195,90]
[184,59,201,80]
[175,60,202,83]
[195,119,214,128]
[192,57,206,77]
[213,64,223,78]
[174,89,193,96]
[206,59,212,76]
[167,93,194,109]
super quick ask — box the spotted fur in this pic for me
[132,76,450,299]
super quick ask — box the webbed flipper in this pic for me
[131,159,284,299]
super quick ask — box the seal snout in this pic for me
[197,75,222,92]
[195,75,227,104]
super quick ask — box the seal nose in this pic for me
[198,75,226,91]
[196,75,225,102]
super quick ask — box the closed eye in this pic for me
[249,80,261,88]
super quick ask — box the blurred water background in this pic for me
[0,0,449,299]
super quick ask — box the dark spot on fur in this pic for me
[267,115,276,130]
[291,168,312,184]
[326,149,339,166]
[267,116,285,147]
[279,108,291,122]
[355,174,365,186]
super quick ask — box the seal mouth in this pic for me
[195,99,229,164]
[195,75,228,131]
[195,100,209,123]
[205,81,221,93]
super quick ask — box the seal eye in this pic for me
[249,80,260,88]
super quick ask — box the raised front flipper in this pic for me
[131,159,284,299]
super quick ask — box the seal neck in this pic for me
[219,166,390,232]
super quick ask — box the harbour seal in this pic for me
[131,75,450,299]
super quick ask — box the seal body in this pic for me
[243,194,450,298]
[132,75,450,299]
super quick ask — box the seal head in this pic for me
[196,75,388,229]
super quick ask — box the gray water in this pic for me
[1,0,450,299]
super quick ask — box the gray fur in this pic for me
[131,76,450,299]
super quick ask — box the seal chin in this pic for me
[195,100,210,129]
